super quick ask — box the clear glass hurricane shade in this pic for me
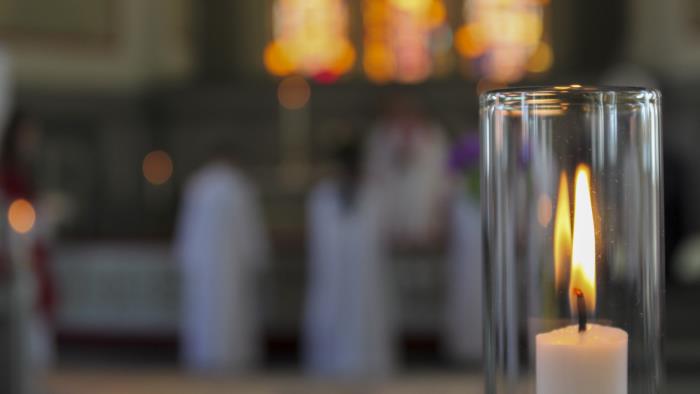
[481,86,663,394]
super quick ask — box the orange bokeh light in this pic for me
[329,40,357,76]
[363,43,394,83]
[455,24,487,59]
[389,0,431,14]
[8,199,35,234]
[264,41,296,77]
[278,76,311,109]
[363,0,448,84]
[526,41,554,73]
[428,0,447,27]
[264,0,355,80]
[143,150,173,185]
[457,0,551,82]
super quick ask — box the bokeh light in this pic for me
[455,24,487,59]
[263,41,296,77]
[389,0,431,13]
[363,0,449,84]
[527,41,554,73]
[329,40,357,76]
[8,198,36,234]
[428,0,447,28]
[263,0,355,81]
[278,76,311,109]
[456,0,552,82]
[143,150,173,185]
[364,43,395,84]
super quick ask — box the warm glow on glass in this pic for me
[569,164,596,314]
[278,75,311,109]
[553,172,571,290]
[264,0,355,80]
[8,198,35,234]
[537,193,552,227]
[143,150,173,185]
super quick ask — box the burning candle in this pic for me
[536,165,629,394]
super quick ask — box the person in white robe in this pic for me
[304,142,396,379]
[174,153,268,374]
[444,134,482,364]
[444,188,482,363]
[365,96,449,246]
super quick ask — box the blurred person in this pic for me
[443,134,482,364]
[365,95,449,247]
[174,145,269,374]
[0,110,55,394]
[303,141,396,379]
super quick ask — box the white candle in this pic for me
[536,323,628,394]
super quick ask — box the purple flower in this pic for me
[448,133,480,172]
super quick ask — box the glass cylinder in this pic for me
[481,86,663,394]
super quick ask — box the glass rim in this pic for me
[480,85,660,110]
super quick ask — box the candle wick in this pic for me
[574,288,587,332]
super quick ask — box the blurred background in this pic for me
[0,0,697,393]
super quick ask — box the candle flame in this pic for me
[569,164,596,314]
[553,172,571,290]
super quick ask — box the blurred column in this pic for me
[277,76,311,191]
